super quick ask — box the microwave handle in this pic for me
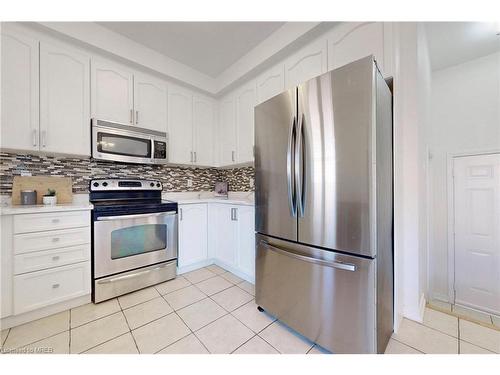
[97,211,177,221]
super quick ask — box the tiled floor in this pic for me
[427,299,500,329]
[1,265,499,354]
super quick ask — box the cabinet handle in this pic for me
[231,151,235,162]
[130,109,134,124]
[41,130,46,148]
[190,151,193,163]
[52,283,60,289]
[135,110,139,124]
[32,129,38,147]
[231,207,238,221]
[52,237,60,242]
[52,218,60,223]
[194,151,197,163]
[52,256,60,261]
[179,208,183,221]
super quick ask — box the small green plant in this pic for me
[44,189,56,197]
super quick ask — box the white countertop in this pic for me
[163,191,254,206]
[0,194,93,215]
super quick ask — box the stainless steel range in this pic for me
[90,179,178,303]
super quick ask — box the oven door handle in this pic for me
[97,263,171,284]
[96,211,177,221]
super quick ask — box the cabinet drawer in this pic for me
[14,261,91,314]
[14,227,90,255]
[13,210,90,234]
[14,244,90,275]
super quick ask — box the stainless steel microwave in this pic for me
[91,119,168,164]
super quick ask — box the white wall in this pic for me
[428,51,500,302]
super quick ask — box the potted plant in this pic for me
[42,189,57,205]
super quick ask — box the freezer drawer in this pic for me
[255,233,377,353]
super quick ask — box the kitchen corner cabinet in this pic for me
[40,42,90,156]
[0,30,39,151]
[167,85,194,164]
[235,84,256,164]
[218,95,237,166]
[284,38,328,89]
[133,72,168,132]
[91,58,134,125]
[192,95,216,166]
[178,204,208,269]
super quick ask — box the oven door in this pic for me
[93,211,177,278]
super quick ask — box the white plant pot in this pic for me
[42,196,57,205]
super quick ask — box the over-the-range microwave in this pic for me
[91,119,168,165]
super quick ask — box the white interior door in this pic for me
[454,153,500,315]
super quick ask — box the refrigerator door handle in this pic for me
[295,113,305,217]
[260,240,357,272]
[287,116,297,216]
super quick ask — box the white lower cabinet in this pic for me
[178,204,209,270]
[212,204,238,268]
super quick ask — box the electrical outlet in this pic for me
[249,178,254,188]
[20,171,32,176]
[187,179,193,188]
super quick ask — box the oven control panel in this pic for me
[90,179,163,191]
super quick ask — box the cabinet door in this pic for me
[167,85,193,164]
[133,73,167,132]
[178,204,208,268]
[0,30,39,151]
[235,84,256,163]
[284,38,327,89]
[40,42,90,156]
[218,96,237,166]
[236,206,256,280]
[327,22,385,73]
[256,64,285,104]
[213,204,237,268]
[193,95,215,166]
[91,58,134,124]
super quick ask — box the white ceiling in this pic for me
[97,22,285,78]
[425,22,500,71]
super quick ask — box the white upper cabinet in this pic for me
[133,73,168,132]
[327,22,386,74]
[168,84,193,164]
[193,95,215,166]
[40,42,90,156]
[235,83,256,164]
[256,64,285,105]
[91,58,134,125]
[1,30,39,151]
[218,95,237,166]
[284,38,328,89]
[178,204,208,270]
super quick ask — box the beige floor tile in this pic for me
[205,264,226,275]
[232,300,275,333]
[158,334,209,354]
[384,338,422,354]
[195,276,232,296]
[118,286,160,309]
[163,285,206,310]
[132,313,190,353]
[84,333,138,354]
[1,329,9,348]
[220,271,243,284]
[211,285,253,312]
[70,311,129,353]
[4,311,69,349]
[183,268,216,284]
[123,297,174,330]
[422,307,458,337]
[259,321,314,354]
[196,314,254,354]
[491,315,500,328]
[237,281,255,296]
[428,299,452,312]
[460,340,496,354]
[453,305,492,324]
[459,319,500,353]
[177,298,226,331]
[308,344,332,354]
[233,335,278,354]
[155,276,191,295]
[71,299,121,328]
[392,318,458,354]
[13,331,70,354]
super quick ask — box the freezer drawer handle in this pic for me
[260,240,357,272]
[96,211,176,221]
[97,263,171,284]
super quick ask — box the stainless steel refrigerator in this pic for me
[254,56,393,354]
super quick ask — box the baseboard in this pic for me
[213,259,254,284]
[418,293,426,321]
[0,294,90,330]
[177,259,215,275]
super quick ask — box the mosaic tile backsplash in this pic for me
[0,152,255,195]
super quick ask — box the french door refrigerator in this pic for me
[254,56,393,354]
